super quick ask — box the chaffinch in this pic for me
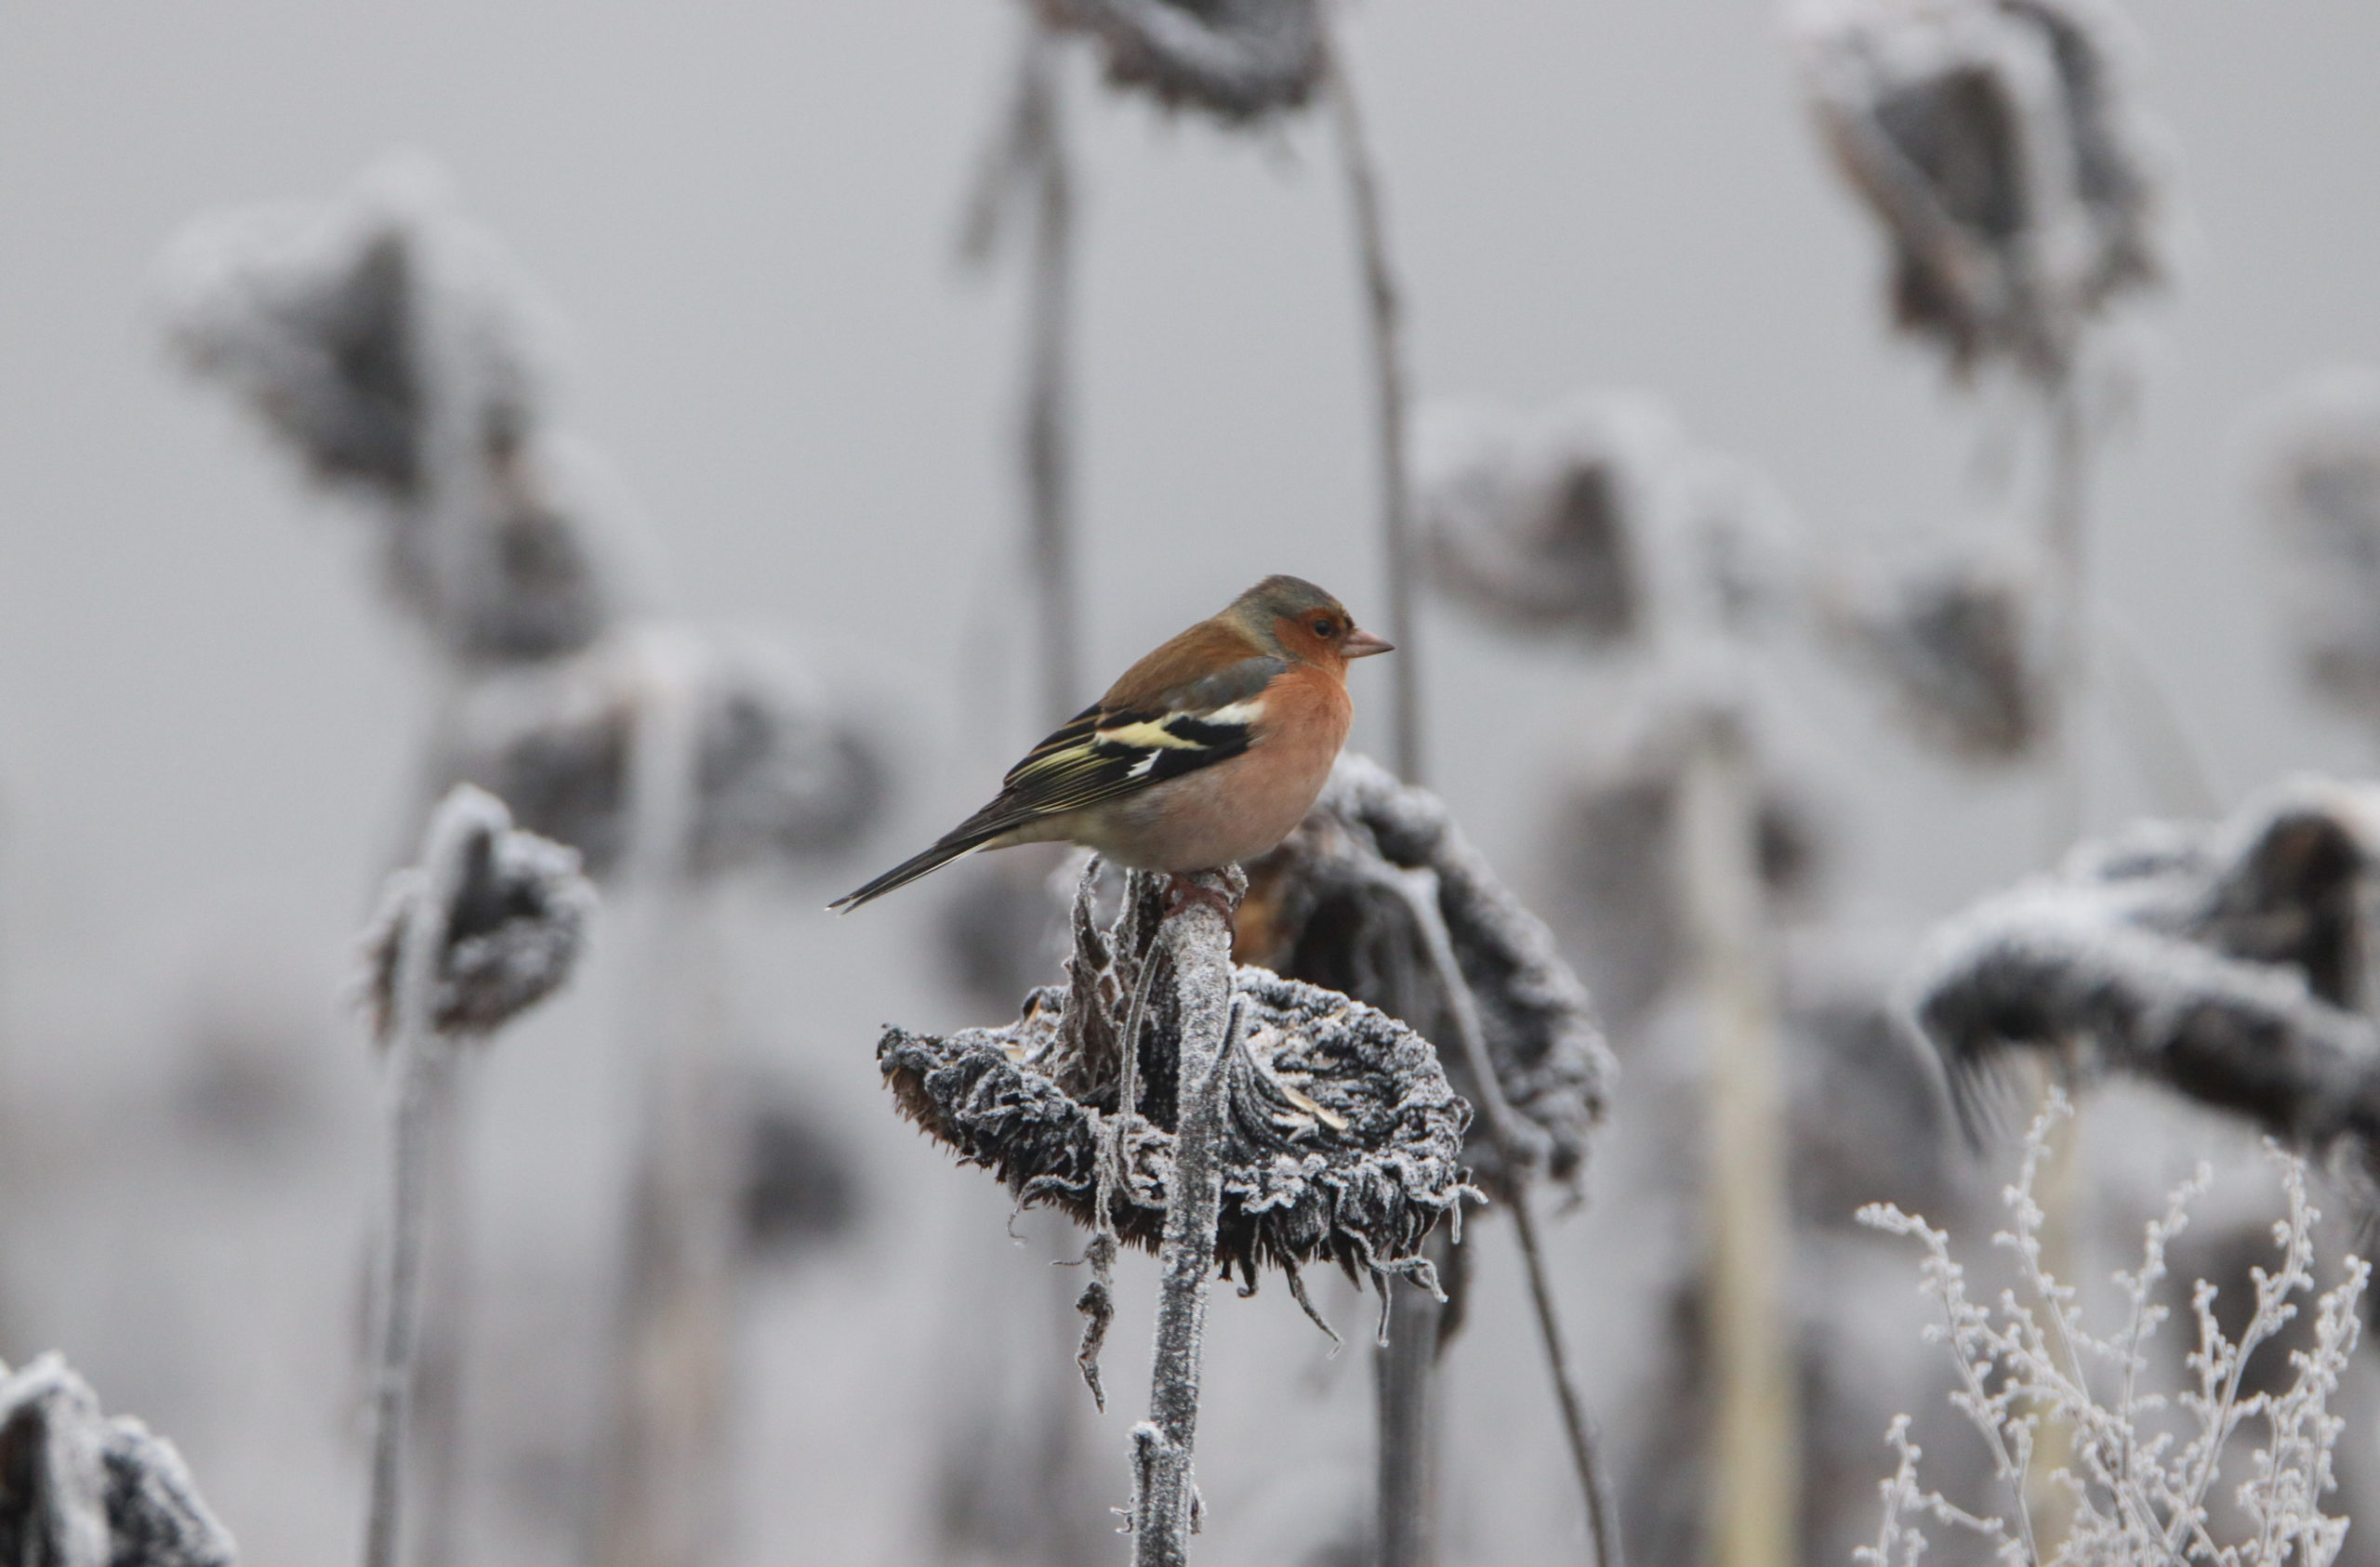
[830,574,1392,911]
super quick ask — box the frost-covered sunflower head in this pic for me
[1033,0,1326,122]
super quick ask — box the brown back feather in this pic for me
[1102,618,1272,712]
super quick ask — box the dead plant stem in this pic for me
[1326,40,1420,787]
[1022,28,1081,725]
[364,796,480,1567]
[1681,720,1796,1567]
[1130,875,1244,1565]
[1389,864,1622,1567]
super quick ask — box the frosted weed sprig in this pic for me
[1858,1091,2364,1567]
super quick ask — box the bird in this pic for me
[830,574,1392,912]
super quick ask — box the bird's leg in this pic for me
[1161,869,1243,923]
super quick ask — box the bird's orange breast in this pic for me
[1078,665,1351,873]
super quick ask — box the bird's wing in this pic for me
[987,652,1287,824]
[826,643,1283,910]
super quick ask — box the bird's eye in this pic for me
[1314,618,1336,638]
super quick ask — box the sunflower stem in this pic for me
[363,793,484,1567]
[1679,716,1797,1567]
[597,643,740,1567]
[2025,363,2095,1534]
[1327,36,1445,1564]
[1022,26,1082,726]
[2036,363,2091,865]
[1388,863,1621,1567]
[1326,35,1421,787]
[1130,870,1245,1566]
[1373,1264,1443,1567]
[1512,1193,1626,1567]
[962,16,1083,727]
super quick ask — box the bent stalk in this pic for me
[1386,863,1623,1567]
[364,799,480,1567]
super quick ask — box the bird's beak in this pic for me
[1342,628,1395,659]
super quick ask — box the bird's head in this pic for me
[1229,574,1394,671]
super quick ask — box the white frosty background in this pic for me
[0,2,2377,1565]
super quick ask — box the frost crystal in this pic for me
[1910,777,2380,1156]
[361,784,595,1042]
[1237,752,1611,1199]
[1033,0,1324,122]
[878,867,1471,1291]
[0,1352,236,1567]
[1794,0,2166,376]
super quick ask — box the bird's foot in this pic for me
[1160,867,1246,923]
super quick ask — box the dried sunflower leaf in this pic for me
[1238,753,1612,1199]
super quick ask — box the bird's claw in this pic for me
[1161,870,1243,923]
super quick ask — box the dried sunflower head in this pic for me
[430,430,623,667]
[1794,0,2165,378]
[161,159,515,503]
[879,867,1471,1292]
[2249,370,2380,723]
[161,156,624,666]
[432,625,886,882]
[1826,547,2052,762]
[1552,718,1827,1034]
[0,1352,236,1567]
[1418,394,1800,651]
[361,784,595,1044]
[1910,777,2380,1152]
[1416,395,1685,645]
[1236,753,1612,1200]
[1034,0,1325,122]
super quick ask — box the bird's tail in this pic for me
[827,823,1006,913]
